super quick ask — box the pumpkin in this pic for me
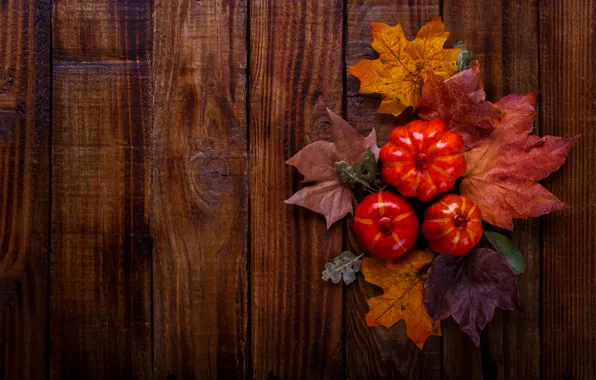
[352,191,419,258]
[421,194,482,256]
[379,119,466,201]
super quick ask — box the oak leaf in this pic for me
[361,249,441,349]
[349,16,460,117]
[418,62,501,150]
[285,109,379,229]
[460,92,579,229]
[424,248,519,346]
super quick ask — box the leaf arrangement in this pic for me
[286,17,578,349]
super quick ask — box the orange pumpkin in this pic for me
[380,120,466,201]
[421,194,482,256]
[352,191,419,258]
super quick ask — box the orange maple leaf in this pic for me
[349,16,460,117]
[361,249,441,349]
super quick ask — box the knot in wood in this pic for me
[188,149,230,211]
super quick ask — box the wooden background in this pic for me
[0,0,594,379]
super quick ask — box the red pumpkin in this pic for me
[421,194,482,256]
[380,120,466,201]
[352,191,419,258]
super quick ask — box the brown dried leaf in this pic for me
[285,109,378,229]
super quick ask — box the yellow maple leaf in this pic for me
[361,249,441,349]
[349,16,460,117]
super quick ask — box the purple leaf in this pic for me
[424,248,519,346]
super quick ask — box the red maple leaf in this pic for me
[418,62,501,150]
[459,92,579,229]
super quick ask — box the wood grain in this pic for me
[443,0,541,378]
[0,1,595,378]
[50,1,153,378]
[345,2,442,379]
[540,0,596,378]
[53,0,151,61]
[151,0,249,378]
[0,0,50,379]
[249,1,344,378]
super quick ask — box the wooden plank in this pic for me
[50,1,153,378]
[443,1,541,379]
[540,0,596,378]
[0,0,50,379]
[345,2,442,379]
[151,0,249,378]
[53,0,151,61]
[249,1,344,378]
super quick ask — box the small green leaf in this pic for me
[335,158,383,192]
[360,148,379,186]
[322,251,364,285]
[335,161,350,184]
[335,161,361,187]
[455,41,474,72]
[484,231,525,275]
[335,151,382,192]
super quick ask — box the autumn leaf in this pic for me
[424,248,519,346]
[484,231,525,275]
[418,62,501,150]
[322,251,363,285]
[349,16,460,117]
[335,148,381,189]
[460,92,580,229]
[285,109,379,229]
[361,249,441,349]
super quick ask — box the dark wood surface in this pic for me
[250,2,344,378]
[0,0,50,379]
[0,0,594,379]
[540,1,596,378]
[51,1,153,378]
[152,1,248,379]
